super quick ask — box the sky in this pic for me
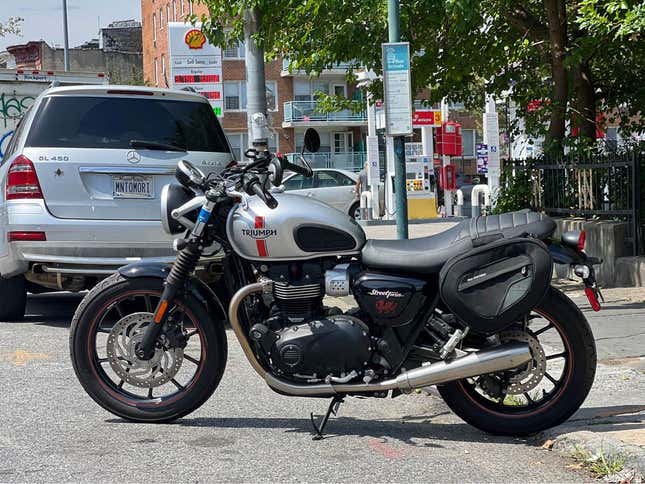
[0,0,142,52]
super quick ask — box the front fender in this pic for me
[118,262,228,324]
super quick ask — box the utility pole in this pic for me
[62,0,70,72]
[387,0,409,239]
[244,7,268,150]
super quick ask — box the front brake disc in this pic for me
[106,312,184,388]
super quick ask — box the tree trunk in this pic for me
[573,61,596,142]
[544,0,568,156]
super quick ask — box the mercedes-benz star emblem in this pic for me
[127,151,141,164]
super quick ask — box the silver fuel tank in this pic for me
[226,193,366,261]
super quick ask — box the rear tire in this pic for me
[0,275,27,321]
[349,202,361,220]
[70,273,227,423]
[438,286,596,436]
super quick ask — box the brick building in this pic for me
[141,0,369,169]
[7,20,143,85]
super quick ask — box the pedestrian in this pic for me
[356,161,368,195]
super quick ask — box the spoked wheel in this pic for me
[438,287,596,436]
[70,273,227,423]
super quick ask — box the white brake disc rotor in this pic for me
[499,329,547,395]
[106,312,184,388]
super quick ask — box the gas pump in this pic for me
[405,156,438,219]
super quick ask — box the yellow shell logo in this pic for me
[185,29,207,49]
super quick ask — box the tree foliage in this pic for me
[0,17,23,38]
[194,1,643,153]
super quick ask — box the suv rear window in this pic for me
[26,95,230,152]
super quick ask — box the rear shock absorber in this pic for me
[136,243,202,360]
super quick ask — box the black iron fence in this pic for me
[501,147,644,255]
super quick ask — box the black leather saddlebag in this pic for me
[439,237,553,335]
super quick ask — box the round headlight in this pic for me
[161,183,197,234]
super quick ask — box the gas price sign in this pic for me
[168,23,223,117]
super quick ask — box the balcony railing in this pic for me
[281,58,356,73]
[283,101,367,124]
[285,151,384,173]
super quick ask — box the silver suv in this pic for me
[0,85,233,320]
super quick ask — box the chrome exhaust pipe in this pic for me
[229,282,533,397]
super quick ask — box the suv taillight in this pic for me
[6,155,43,200]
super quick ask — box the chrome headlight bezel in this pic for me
[160,183,197,235]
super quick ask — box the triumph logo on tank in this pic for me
[367,289,404,298]
[242,228,277,240]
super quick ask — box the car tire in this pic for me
[349,202,361,220]
[0,275,27,321]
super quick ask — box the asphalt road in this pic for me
[0,293,595,483]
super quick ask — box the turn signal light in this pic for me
[6,155,43,200]
[8,231,47,242]
[577,230,586,251]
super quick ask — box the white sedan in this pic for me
[281,168,361,219]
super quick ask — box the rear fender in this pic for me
[118,262,228,323]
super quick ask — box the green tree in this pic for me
[0,16,22,37]
[193,1,643,153]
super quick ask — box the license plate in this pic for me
[112,175,154,199]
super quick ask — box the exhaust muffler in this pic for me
[229,282,533,397]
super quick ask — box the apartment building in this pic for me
[141,0,369,170]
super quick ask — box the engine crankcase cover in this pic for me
[271,315,371,377]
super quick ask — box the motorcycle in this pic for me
[70,124,601,438]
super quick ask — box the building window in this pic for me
[172,0,177,21]
[223,40,245,59]
[224,81,244,111]
[189,0,194,15]
[461,129,476,158]
[180,0,184,16]
[161,55,166,86]
[152,14,157,41]
[223,80,277,112]
[166,4,171,24]
[159,8,164,29]
[154,58,158,86]
[293,79,330,102]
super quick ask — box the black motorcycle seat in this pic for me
[361,210,556,274]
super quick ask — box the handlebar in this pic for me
[248,178,278,209]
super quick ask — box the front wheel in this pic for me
[438,286,596,436]
[70,273,227,423]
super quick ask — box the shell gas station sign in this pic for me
[412,109,442,127]
[168,23,223,117]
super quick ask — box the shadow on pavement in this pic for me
[22,292,85,328]
[104,414,526,446]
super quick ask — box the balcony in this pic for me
[283,101,367,128]
[281,58,356,77]
[284,151,384,173]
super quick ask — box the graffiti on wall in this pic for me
[1,93,35,128]
[0,93,35,158]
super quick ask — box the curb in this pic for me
[542,428,645,482]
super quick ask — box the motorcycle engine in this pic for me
[251,262,372,381]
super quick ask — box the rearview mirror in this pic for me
[303,128,321,153]
[176,160,206,189]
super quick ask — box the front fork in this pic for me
[135,200,214,360]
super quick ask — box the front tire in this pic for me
[70,273,227,423]
[0,275,27,321]
[438,287,596,436]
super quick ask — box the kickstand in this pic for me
[310,395,344,440]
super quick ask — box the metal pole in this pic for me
[388,0,408,239]
[244,7,267,149]
[62,0,70,72]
